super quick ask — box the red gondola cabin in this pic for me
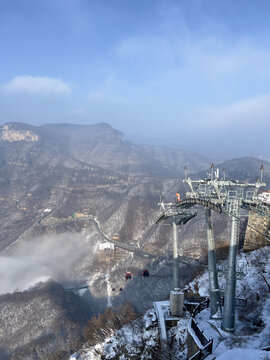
[142,269,149,277]
[125,272,132,280]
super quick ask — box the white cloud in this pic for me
[71,107,86,115]
[3,75,71,94]
[88,91,106,100]
[115,32,270,81]
[191,93,270,129]
[88,90,128,105]
[112,27,270,135]
[88,75,130,105]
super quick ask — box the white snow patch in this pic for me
[78,309,159,360]
[257,191,270,204]
[188,247,270,358]
[24,276,51,290]
[99,242,115,250]
[77,288,88,296]
[216,348,270,360]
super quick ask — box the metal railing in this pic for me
[191,298,209,318]
[188,299,213,360]
[220,295,247,308]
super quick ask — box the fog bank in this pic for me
[0,233,95,295]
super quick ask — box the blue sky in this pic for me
[0,0,270,159]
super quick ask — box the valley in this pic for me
[0,122,269,359]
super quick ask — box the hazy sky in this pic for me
[0,0,270,158]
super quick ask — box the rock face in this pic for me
[1,124,40,142]
[244,212,270,251]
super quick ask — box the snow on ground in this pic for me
[187,246,270,357]
[168,315,190,359]
[216,348,270,360]
[187,247,269,302]
[195,307,270,359]
[76,309,160,360]
[24,275,51,290]
[77,288,88,296]
[72,247,270,359]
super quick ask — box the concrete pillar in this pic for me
[170,289,184,316]
[170,218,184,316]
[205,207,222,318]
[222,201,239,332]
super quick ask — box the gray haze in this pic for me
[0,234,95,295]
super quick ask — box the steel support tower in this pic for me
[156,201,197,316]
[179,164,270,332]
[222,199,239,331]
[157,201,197,290]
[205,207,222,318]
[172,216,180,289]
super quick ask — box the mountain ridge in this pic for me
[0,121,269,359]
[0,122,211,176]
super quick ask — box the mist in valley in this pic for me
[0,1,270,358]
[0,233,95,295]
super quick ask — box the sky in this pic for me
[0,0,270,159]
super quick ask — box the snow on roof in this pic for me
[153,301,170,341]
[99,242,114,250]
[257,191,270,204]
